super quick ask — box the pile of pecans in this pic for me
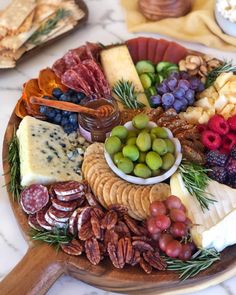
[179,55,222,83]
[61,204,166,274]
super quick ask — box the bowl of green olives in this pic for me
[104,114,182,185]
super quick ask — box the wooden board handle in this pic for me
[0,244,64,295]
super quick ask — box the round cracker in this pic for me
[82,154,103,176]
[133,186,147,220]
[149,183,171,203]
[141,186,152,217]
[102,177,118,207]
[84,142,104,157]
[127,186,143,220]
[116,182,128,205]
[95,175,112,208]
[86,162,108,182]
[93,169,112,195]
[109,180,124,205]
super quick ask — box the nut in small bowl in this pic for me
[104,119,182,185]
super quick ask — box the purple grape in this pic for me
[185,89,195,105]
[197,81,205,92]
[173,99,184,113]
[150,94,162,107]
[179,71,189,80]
[167,78,178,91]
[189,77,200,90]
[169,72,180,80]
[178,79,190,91]
[156,82,169,95]
[161,93,175,106]
[173,87,185,99]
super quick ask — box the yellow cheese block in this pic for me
[100,45,149,107]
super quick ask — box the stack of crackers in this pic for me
[0,0,85,68]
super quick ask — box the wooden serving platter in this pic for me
[0,0,88,70]
[1,110,236,295]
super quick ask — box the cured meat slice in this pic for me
[51,195,78,212]
[52,58,67,77]
[48,206,72,222]
[154,39,169,64]
[36,205,52,231]
[85,192,100,207]
[44,211,68,229]
[126,38,139,64]
[28,214,43,231]
[69,208,83,235]
[61,69,91,95]
[20,184,49,214]
[64,50,81,69]
[53,181,86,196]
[147,38,158,64]
[56,191,85,202]
[137,37,149,61]
[162,41,187,63]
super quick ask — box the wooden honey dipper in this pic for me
[30,96,114,118]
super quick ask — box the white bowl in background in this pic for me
[104,121,182,185]
[215,6,236,37]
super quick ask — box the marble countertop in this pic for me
[0,0,236,294]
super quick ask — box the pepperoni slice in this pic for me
[126,38,139,64]
[48,206,72,222]
[20,184,49,214]
[51,195,78,212]
[137,37,149,61]
[53,181,86,196]
[162,42,187,63]
[28,214,43,231]
[147,38,158,64]
[154,39,169,64]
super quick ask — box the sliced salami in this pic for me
[28,214,43,231]
[36,206,53,231]
[69,208,83,235]
[56,191,85,202]
[53,181,86,196]
[48,206,72,222]
[20,184,49,214]
[51,195,78,212]
[44,211,68,229]
[85,192,100,207]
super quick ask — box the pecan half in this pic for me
[107,242,120,269]
[101,210,118,230]
[78,220,93,240]
[60,239,83,256]
[108,204,128,217]
[139,257,152,274]
[85,237,101,265]
[123,214,142,236]
[132,240,154,252]
[90,211,101,239]
[115,220,131,238]
[143,251,167,270]
[104,229,119,248]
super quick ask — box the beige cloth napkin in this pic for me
[121,0,236,51]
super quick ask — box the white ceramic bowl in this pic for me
[104,121,182,185]
[215,6,236,37]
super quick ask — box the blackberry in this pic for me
[226,177,236,189]
[230,145,236,159]
[226,157,236,177]
[208,166,227,184]
[206,150,228,167]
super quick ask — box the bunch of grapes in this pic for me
[147,195,195,260]
[150,71,205,113]
[39,88,86,134]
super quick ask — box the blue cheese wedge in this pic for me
[17,116,89,186]
[170,172,236,251]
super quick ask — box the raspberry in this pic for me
[208,115,229,135]
[226,157,236,178]
[206,150,228,167]
[230,145,236,159]
[201,130,222,150]
[222,133,236,152]
[228,115,236,131]
[208,166,227,184]
[197,124,207,133]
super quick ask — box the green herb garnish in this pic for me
[30,228,72,250]
[7,129,22,201]
[205,61,236,88]
[28,9,70,46]
[113,79,145,109]
[179,161,216,211]
[165,248,220,281]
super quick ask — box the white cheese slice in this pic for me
[17,116,83,186]
[170,172,236,251]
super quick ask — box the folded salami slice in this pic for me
[48,206,72,222]
[44,211,68,229]
[51,195,78,212]
[53,181,86,196]
[20,184,49,214]
[28,214,43,231]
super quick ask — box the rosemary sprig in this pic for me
[28,9,70,46]
[165,248,220,281]
[30,228,72,250]
[113,79,144,109]
[205,61,236,88]
[179,161,216,211]
[7,129,22,201]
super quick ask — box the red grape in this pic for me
[179,204,186,213]
[147,217,161,234]
[151,232,161,241]
[165,195,182,210]
[150,201,167,216]
[159,233,173,252]
[188,242,197,252]
[178,243,192,260]
[170,208,186,222]
[155,214,171,230]
[166,240,182,258]
[171,222,187,237]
